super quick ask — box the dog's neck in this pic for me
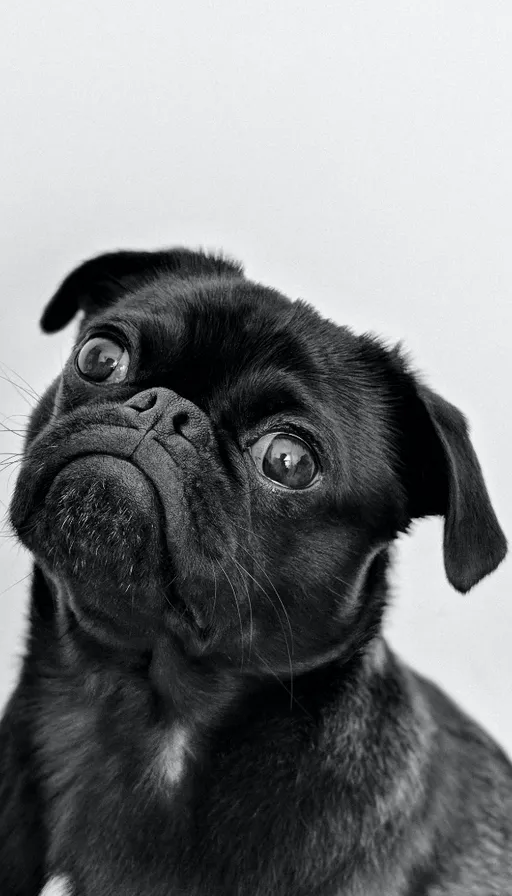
[29,553,391,741]
[27,559,424,893]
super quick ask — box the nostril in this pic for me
[173,411,189,433]
[125,389,160,414]
[142,392,158,411]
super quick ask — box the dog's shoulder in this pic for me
[0,677,47,894]
[413,667,512,780]
[404,664,512,891]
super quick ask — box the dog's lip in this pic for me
[29,431,219,646]
[49,452,162,520]
[15,423,179,515]
[11,423,199,569]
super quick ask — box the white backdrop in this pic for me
[1,1,511,753]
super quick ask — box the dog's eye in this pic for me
[249,432,319,489]
[76,336,130,384]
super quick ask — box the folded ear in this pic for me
[40,248,244,333]
[405,384,507,593]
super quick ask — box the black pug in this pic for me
[1,248,511,896]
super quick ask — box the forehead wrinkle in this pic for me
[147,300,320,407]
[90,279,333,418]
[94,275,310,373]
[172,279,307,362]
[214,364,314,427]
[83,294,186,354]
[214,356,330,448]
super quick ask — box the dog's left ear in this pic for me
[405,384,507,593]
[40,248,244,333]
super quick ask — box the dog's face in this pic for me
[9,250,507,679]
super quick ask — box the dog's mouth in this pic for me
[14,424,172,528]
[43,452,210,649]
[10,423,215,625]
[13,422,204,551]
[30,447,171,624]
[44,452,164,565]
[50,453,159,510]
[10,417,248,653]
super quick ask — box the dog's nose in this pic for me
[123,388,211,446]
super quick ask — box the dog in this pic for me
[1,247,510,896]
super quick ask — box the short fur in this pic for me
[1,248,510,896]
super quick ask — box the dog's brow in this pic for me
[226,382,312,434]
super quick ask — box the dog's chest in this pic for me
[37,692,204,894]
[35,682,405,896]
[35,691,320,895]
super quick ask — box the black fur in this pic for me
[1,248,510,895]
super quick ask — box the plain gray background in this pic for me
[1,2,511,754]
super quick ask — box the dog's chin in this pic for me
[33,455,165,593]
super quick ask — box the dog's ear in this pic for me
[405,383,507,593]
[40,249,244,333]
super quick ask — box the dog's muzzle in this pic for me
[12,387,215,538]
[10,387,233,579]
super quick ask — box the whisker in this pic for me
[162,575,182,611]
[0,413,28,430]
[228,520,266,544]
[0,420,25,438]
[0,413,30,420]
[0,572,32,598]
[0,363,41,402]
[253,649,314,720]
[228,521,297,657]
[0,464,22,479]
[238,542,295,655]
[0,374,37,408]
[205,551,218,626]
[5,467,21,489]
[227,555,254,661]
[332,574,352,588]
[323,585,345,600]
[217,560,245,670]
[232,548,294,704]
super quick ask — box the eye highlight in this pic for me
[248,432,319,490]
[76,336,130,384]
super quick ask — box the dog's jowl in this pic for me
[1,248,510,896]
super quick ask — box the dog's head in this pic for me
[10,249,507,677]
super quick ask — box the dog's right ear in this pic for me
[40,248,244,333]
[404,381,507,593]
